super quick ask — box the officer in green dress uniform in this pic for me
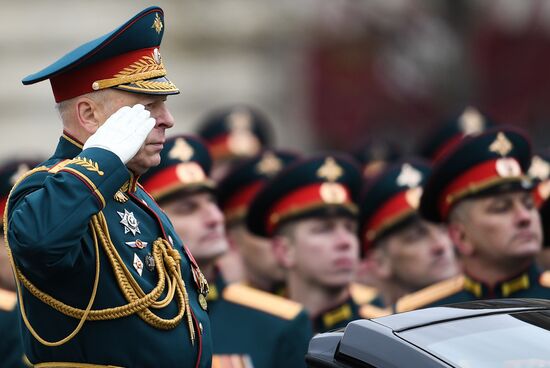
[418,106,494,162]
[141,135,312,368]
[246,153,375,332]
[396,127,550,313]
[358,159,458,310]
[0,160,42,368]
[216,149,300,294]
[4,7,212,367]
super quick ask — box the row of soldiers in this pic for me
[2,5,550,368]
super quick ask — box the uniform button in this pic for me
[199,322,203,334]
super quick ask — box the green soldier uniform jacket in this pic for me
[0,288,27,367]
[208,274,311,368]
[396,264,550,313]
[4,134,212,367]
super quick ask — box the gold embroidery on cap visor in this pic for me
[92,49,178,93]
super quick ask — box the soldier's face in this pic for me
[376,218,458,290]
[459,191,542,262]
[161,191,228,265]
[285,216,359,288]
[99,91,174,174]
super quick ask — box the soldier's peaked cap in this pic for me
[419,126,532,223]
[22,6,178,102]
[246,153,362,237]
[141,135,214,202]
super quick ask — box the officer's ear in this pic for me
[448,221,474,256]
[272,234,295,269]
[75,95,105,135]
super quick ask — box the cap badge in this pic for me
[256,151,283,176]
[153,48,162,65]
[317,157,343,182]
[495,157,521,178]
[528,155,550,181]
[9,164,30,185]
[459,107,485,135]
[169,138,194,162]
[396,163,422,188]
[405,187,423,209]
[227,109,260,156]
[118,209,141,236]
[152,13,163,34]
[320,182,348,204]
[176,162,207,184]
[489,132,513,156]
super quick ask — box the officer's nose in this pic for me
[154,102,174,129]
[204,202,224,228]
[429,225,451,255]
[334,225,358,252]
[515,200,533,228]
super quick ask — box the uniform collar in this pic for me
[463,263,540,298]
[53,132,85,159]
[56,132,139,194]
[313,294,359,332]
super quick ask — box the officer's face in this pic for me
[161,191,228,265]
[458,190,542,262]
[376,218,458,290]
[227,224,286,286]
[284,216,359,288]
[99,90,174,174]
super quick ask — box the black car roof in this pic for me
[372,298,550,332]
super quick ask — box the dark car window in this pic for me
[398,311,550,368]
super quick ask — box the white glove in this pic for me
[83,104,156,164]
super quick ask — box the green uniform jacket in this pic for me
[396,264,550,313]
[5,134,212,368]
[0,289,26,367]
[208,276,312,368]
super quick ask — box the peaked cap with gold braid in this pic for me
[141,134,214,202]
[246,153,362,237]
[420,127,533,223]
[359,159,431,254]
[22,6,178,102]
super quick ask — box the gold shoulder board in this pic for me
[223,283,304,320]
[395,275,465,313]
[350,283,378,305]
[0,288,17,311]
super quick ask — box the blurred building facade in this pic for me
[1,0,550,162]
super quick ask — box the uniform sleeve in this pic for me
[6,148,129,274]
[272,309,313,368]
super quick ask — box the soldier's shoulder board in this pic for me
[223,283,304,320]
[395,275,465,313]
[350,283,378,305]
[540,271,550,288]
[0,288,17,311]
[359,304,392,319]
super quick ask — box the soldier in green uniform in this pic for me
[396,127,550,312]
[217,149,300,294]
[141,135,312,368]
[4,7,212,367]
[246,153,377,332]
[358,159,458,309]
[0,159,42,368]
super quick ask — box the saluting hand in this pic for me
[83,104,156,164]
